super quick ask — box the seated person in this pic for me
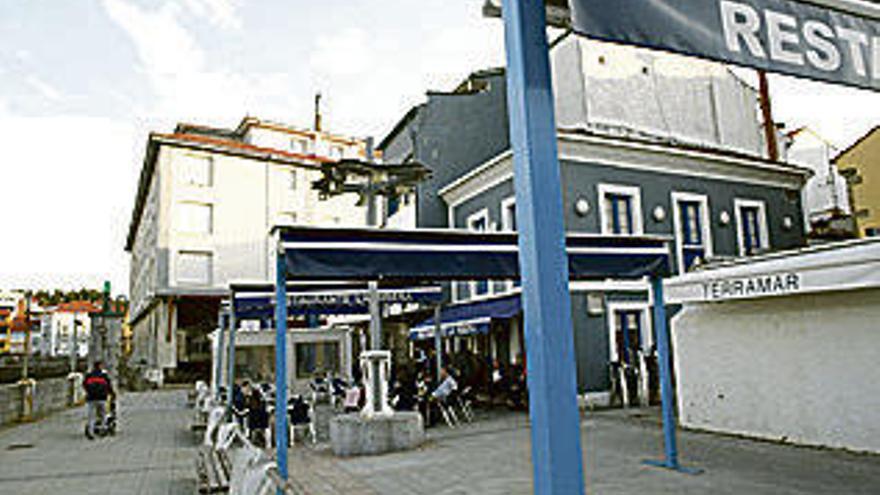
[431,367,458,402]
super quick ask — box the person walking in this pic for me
[83,360,114,439]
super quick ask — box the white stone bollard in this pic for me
[360,350,393,418]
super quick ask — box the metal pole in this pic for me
[501,1,585,493]
[22,293,31,380]
[215,309,226,400]
[274,245,290,493]
[643,276,700,474]
[650,277,678,466]
[70,319,79,373]
[433,305,443,380]
[226,294,237,416]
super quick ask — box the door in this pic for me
[678,200,707,272]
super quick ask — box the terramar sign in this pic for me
[571,0,880,91]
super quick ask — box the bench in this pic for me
[195,446,231,494]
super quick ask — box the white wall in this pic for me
[673,288,880,453]
[551,36,766,158]
[787,130,850,226]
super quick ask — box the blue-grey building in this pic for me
[380,34,811,403]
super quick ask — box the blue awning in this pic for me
[409,293,521,340]
[230,282,443,320]
[276,226,670,282]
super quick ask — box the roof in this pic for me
[833,125,880,163]
[54,301,101,314]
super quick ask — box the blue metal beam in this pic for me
[215,309,226,400]
[226,298,237,418]
[501,1,585,493]
[644,277,701,474]
[275,249,289,493]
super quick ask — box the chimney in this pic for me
[314,92,323,132]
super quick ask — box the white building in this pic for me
[784,127,851,230]
[125,117,371,381]
[41,301,96,358]
[666,238,880,453]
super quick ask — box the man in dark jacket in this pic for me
[83,361,114,439]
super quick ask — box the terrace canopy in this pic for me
[265,225,674,486]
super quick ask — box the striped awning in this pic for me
[409,293,521,340]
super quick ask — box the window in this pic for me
[672,192,712,273]
[467,209,490,297]
[176,251,212,285]
[501,197,520,290]
[177,155,212,187]
[295,342,340,379]
[287,169,297,191]
[176,202,212,234]
[330,145,344,159]
[598,184,643,235]
[387,195,400,217]
[734,199,769,256]
[291,139,309,154]
[866,227,879,237]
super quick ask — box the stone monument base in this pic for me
[329,412,424,457]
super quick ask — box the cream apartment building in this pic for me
[125,117,370,382]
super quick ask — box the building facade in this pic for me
[41,301,97,358]
[381,34,810,400]
[834,126,880,237]
[126,117,371,382]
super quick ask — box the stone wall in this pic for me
[0,376,78,426]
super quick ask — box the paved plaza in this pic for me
[1,390,879,494]
[0,389,194,495]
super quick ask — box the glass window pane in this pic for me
[295,342,340,379]
[176,251,212,285]
[178,155,212,187]
[176,203,212,234]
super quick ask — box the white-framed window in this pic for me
[501,196,520,292]
[671,192,713,274]
[176,251,212,285]
[734,198,769,256]
[176,202,213,234]
[453,208,490,302]
[291,138,310,154]
[605,301,653,364]
[598,184,643,235]
[177,154,213,187]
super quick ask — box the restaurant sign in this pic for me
[570,0,880,91]
[704,272,802,300]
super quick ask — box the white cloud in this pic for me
[310,28,374,77]
[0,114,138,292]
[102,0,296,124]
[25,74,63,101]
[181,0,243,31]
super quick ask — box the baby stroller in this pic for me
[84,396,117,438]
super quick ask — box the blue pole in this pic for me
[215,309,226,400]
[501,1,585,494]
[226,295,237,418]
[275,246,289,493]
[651,276,678,467]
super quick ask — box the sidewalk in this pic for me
[288,408,880,495]
[0,390,195,495]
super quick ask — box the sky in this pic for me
[0,0,877,294]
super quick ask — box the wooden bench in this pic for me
[195,445,231,494]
